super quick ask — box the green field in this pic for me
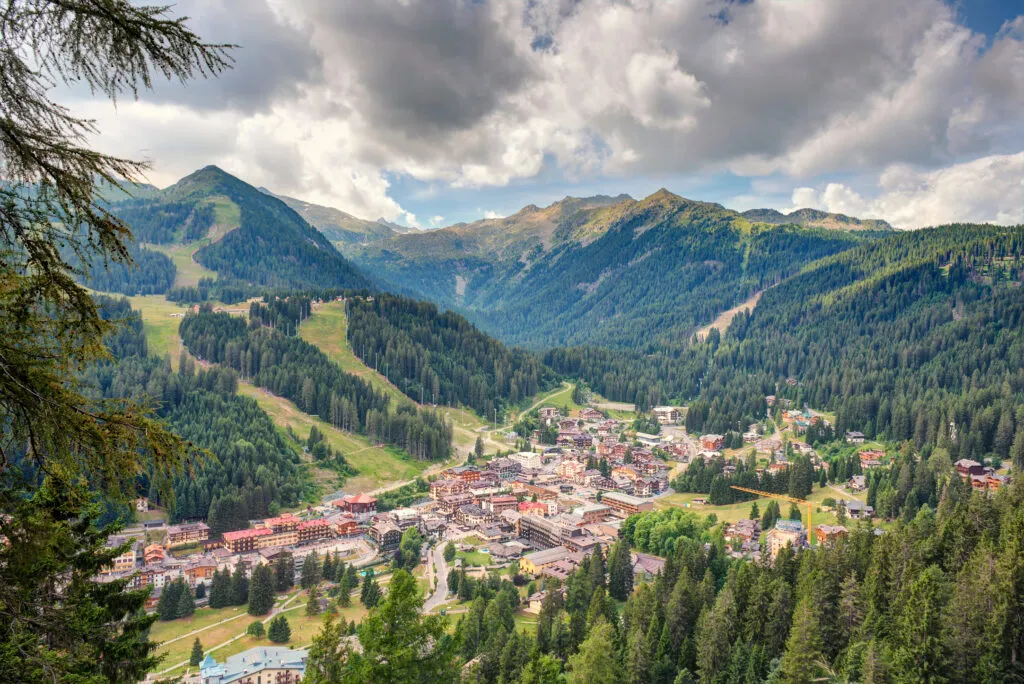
[121,294,188,365]
[237,381,430,493]
[456,550,492,567]
[148,241,219,288]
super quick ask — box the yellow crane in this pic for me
[730,485,814,545]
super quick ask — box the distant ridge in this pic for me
[742,207,893,231]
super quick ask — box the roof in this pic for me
[200,646,308,682]
[344,493,378,504]
[298,519,329,529]
[523,545,578,567]
[222,528,273,542]
[600,491,649,506]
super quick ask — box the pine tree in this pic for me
[361,575,383,608]
[588,544,606,591]
[608,541,633,600]
[566,619,621,684]
[749,502,760,520]
[230,564,249,606]
[322,552,335,583]
[189,638,203,667]
[195,582,206,600]
[301,550,322,590]
[176,582,196,619]
[779,598,823,683]
[248,564,275,616]
[157,578,182,621]
[304,613,346,684]
[475,436,485,459]
[268,615,291,643]
[209,569,231,609]
[274,553,295,592]
[306,584,321,616]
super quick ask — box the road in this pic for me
[423,544,450,613]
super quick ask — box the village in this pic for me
[104,396,1013,682]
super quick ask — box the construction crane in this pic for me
[730,485,814,545]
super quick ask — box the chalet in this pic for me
[580,408,604,421]
[541,559,579,580]
[335,493,378,515]
[518,501,549,517]
[368,519,401,551]
[955,459,986,477]
[816,524,848,545]
[573,433,594,449]
[859,449,886,468]
[845,431,865,444]
[509,452,544,469]
[558,419,579,431]
[331,516,360,537]
[430,478,467,499]
[652,406,680,424]
[634,479,654,497]
[446,466,482,484]
[849,475,867,491]
[558,460,586,479]
[144,544,166,565]
[101,536,142,575]
[724,519,760,543]
[538,407,561,424]
[611,465,641,482]
[743,431,760,443]
[841,499,874,520]
[700,434,725,451]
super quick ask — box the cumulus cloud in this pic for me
[790,152,1024,229]
[70,0,1024,224]
[483,210,505,219]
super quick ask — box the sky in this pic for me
[72,0,1024,229]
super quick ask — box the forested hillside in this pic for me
[345,294,558,419]
[352,190,872,349]
[180,307,452,461]
[85,298,305,531]
[75,242,176,295]
[548,223,1024,466]
[106,166,371,299]
[448,479,1024,683]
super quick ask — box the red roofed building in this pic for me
[334,493,378,514]
[518,501,548,517]
[222,527,273,553]
[298,519,331,543]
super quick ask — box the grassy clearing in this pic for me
[300,301,411,406]
[151,604,250,668]
[148,241,218,288]
[206,196,241,242]
[237,381,429,493]
[456,550,492,567]
[120,294,187,365]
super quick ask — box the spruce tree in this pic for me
[230,564,249,606]
[588,544,606,591]
[608,541,633,601]
[157,579,181,621]
[779,598,824,683]
[444,542,457,563]
[248,564,275,616]
[322,553,335,584]
[176,583,196,619]
[189,638,203,667]
[361,576,383,608]
[274,553,295,592]
[307,585,321,616]
[301,550,322,590]
[268,615,291,643]
[209,569,231,609]
[195,582,206,600]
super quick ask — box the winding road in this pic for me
[423,544,450,613]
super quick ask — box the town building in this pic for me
[519,515,583,549]
[816,524,848,545]
[297,519,331,543]
[652,406,680,424]
[765,520,805,560]
[430,479,467,499]
[101,536,142,575]
[199,646,307,684]
[335,493,378,515]
[456,504,492,527]
[520,546,583,575]
[165,521,209,546]
[368,519,402,551]
[600,491,655,516]
[845,431,865,444]
[482,494,519,515]
[574,503,612,524]
[222,528,274,553]
[699,434,725,451]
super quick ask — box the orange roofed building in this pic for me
[333,493,378,514]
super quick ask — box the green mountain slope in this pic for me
[108,166,371,293]
[259,188,415,253]
[352,190,876,349]
[547,222,1024,463]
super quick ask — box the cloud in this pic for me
[430,215,445,227]
[790,152,1024,229]
[67,0,1024,223]
[483,210,505,219]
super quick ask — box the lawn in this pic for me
[150,603,251,670]
[119,294,187,365]
[237,381,430,493]
[456,550,492,567]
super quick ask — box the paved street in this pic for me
[423,544,450,612]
